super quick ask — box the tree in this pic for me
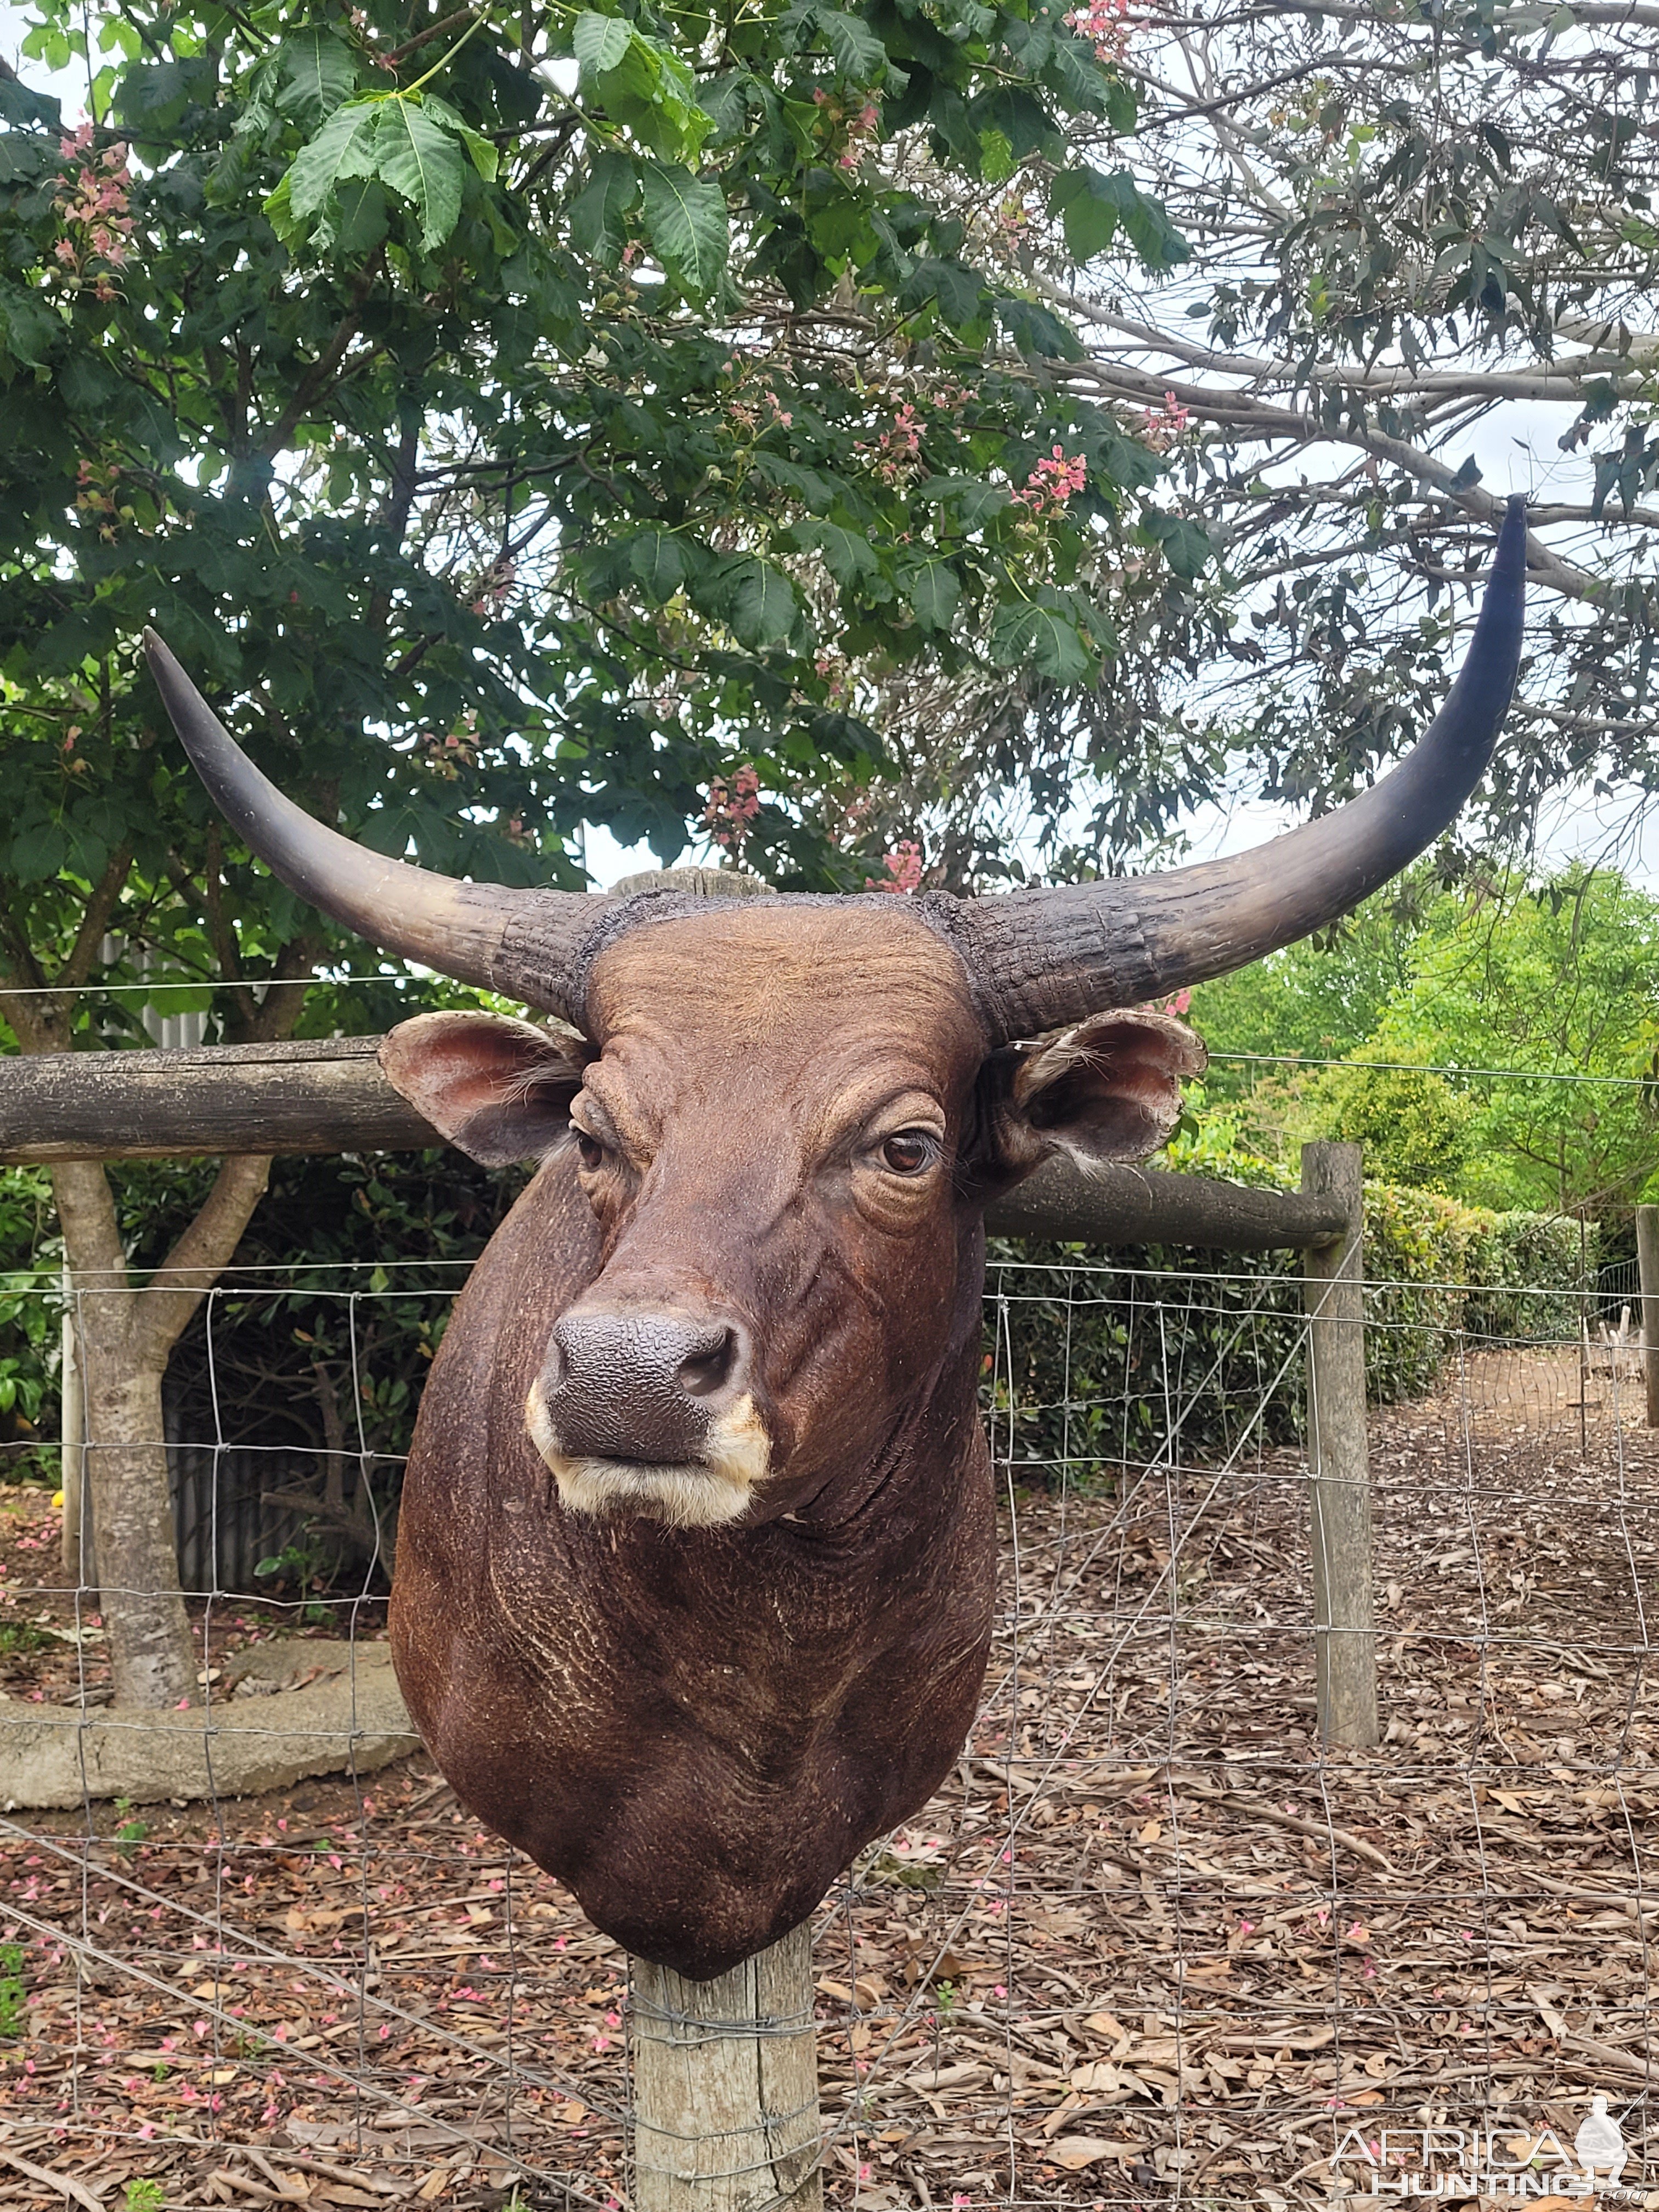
[0,0,1194,1699]
[858,3,1659,882]
[1190,867,1659,1217]
[1356,869,1659,1215]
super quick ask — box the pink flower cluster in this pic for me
[1064,0,1130,60]
[702,764,760,854]
[1141,388,1191,453]
[995,195,1033,249]
[860,402,922,485]
[469,556,516,617]
[866,840,922,894]
[52,123,133,301]
[727,385,792,433]
[420,708,478,777]
[1013,444,1086,515]
[812,87,881,172]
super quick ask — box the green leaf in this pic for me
[990,599,1096,683]
[788,516,880,587]
[640,161,728,296]
[749,454,842,511]
[722,557,799,647]
[625,529,689,602]
[569,150,640,262]
[0,73,59,129]
[374,99,467,251]
[424,94,500,181]
[814,6,888,82]
[585,29,713,163]
[326,175,389,255]
[903,558,960,632]
[0,283,61,374]
[905,257,985,334]
[9,820,68,883]
[275,27,359,123]
[573,12,633,78]
[917,476,1013,531]
[1141,512,1213,579]
[999,295,1084,360]
[285,100,380,225]
[1049,165,1188,272]
[978,127,1014,186]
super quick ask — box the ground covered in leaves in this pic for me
[0,1344,1654,2210]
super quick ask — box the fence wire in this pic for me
[0,1251,1652,2211]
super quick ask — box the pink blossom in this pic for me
[858,400,923,484]
[1013,444,1087,516]
[1141,390,1191,453]
[866,839,923,894]
[1064,0,1130,59]
[702,764,761,856]
[51,130,133,295]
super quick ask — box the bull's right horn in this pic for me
[957,494,1527,1043]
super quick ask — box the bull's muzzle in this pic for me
[524,1306,770,1527]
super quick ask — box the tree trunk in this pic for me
[50,1151,274,1709]
[78,1312,195,1707]
[0,858,304,1709]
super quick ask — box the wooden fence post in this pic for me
[58,1274,94,1589]
[630,1922,822,2212]
[1637,1205,1659,1430]
[1301,1142,1378,1748]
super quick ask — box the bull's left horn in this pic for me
[957,495,1527,1043]
[143,631,599,1024]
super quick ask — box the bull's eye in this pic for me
[575,1132,605,1171]
[880,1128,937,1175]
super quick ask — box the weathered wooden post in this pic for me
[1301,1142,1377,1747]
[58,1273,93,1587]
[1637,1204,1659,1429]
[630,1925,822,2212]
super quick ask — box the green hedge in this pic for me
[985,1136,1599,1486]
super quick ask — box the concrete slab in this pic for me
[0,1640,421,1808]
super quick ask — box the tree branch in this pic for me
[132,1152,275,1369]
[259,250,386,459]
[59,842,137,990]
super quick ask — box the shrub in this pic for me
[984,1132,1600,1488]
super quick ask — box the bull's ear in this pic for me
[379,1012,595,1166]
[996,1010,1207,1171]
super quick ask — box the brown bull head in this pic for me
[142,498,1525,1976]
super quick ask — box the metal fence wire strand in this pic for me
[0,1244,1655,2210]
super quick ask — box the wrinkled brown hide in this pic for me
[388,906,1192,1978]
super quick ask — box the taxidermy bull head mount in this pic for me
[143,496,1525,1978]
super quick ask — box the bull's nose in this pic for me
[542,1309,749,1464]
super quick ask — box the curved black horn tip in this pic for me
[140,628,233,779]
[140,627,194,726]
[1460,495,1526,693]
[1494,492,1527,589]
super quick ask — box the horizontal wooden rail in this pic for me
[0,1040,1346,1251]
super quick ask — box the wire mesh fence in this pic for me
[0,1244,1653,2211]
